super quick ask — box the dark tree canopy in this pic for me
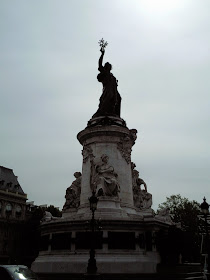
[158,194,200,232]
[28,205,62,224]
[157,194,202,263]
[46,205,62,217]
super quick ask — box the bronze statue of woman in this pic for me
[92,47,121,118]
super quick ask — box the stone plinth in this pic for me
[32,218,164,275]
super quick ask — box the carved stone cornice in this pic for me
[87,116,126,128]
[77,125,131,146]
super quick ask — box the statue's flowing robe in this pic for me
[93,70,121,118]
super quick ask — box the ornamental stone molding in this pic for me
[117,129,137,164]
[82,143,94,163]
[77,123,131,146]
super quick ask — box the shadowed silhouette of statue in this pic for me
[92,46,121,118]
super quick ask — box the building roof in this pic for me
[0,166,25,195]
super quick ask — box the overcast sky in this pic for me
[1,0,210,210]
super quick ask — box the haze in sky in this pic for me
[1,0,210,210]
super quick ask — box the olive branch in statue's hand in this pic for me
[98,38,108,53]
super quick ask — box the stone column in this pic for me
[77,117,137,218]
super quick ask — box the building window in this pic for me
[5,203,12,219]
[15,205,22,218]
[14,184,20,190]
[6,182,12,188]
[5,203,12,212]
[0,180,4,186]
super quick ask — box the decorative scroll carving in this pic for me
[90,154,120,197]
[82,144,94,163]
[117,136,132,163]
[117,129,137,163]
[63,172,82,210]
[131,162,152,209]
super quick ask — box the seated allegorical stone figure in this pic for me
[63,172,82,210]
[141,190,152,209]
[91,154,120,197]
[131,162,152,209]
[92,43,121,118]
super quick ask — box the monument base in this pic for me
[31,216,170,276]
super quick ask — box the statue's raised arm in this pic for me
[92,39,121,118]
[98,48,105,72]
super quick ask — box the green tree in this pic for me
[29,205,62,221]
[158,194,200,232]
[45,205,62,217]
[157,194,201,263]
[22,205,62,267]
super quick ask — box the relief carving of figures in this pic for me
[82,144,94,163]
[131,162,152,209]
[90,154,120,197]
[63,172,82,210]
[141,190,152,209]
[117,129,137,163]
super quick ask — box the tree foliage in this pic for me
[158,194,200,232]
[27,204,62,224]
[157,194,202,263]
[46,205,62,217]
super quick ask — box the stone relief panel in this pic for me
[131,162,152,209]
[90,154,120,198]
[117,129,137,163]
[63,172,82,210]
[82,143,94,163]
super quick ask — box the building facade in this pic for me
[0,166,27,264]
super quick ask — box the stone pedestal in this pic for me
[76,116,137,219]
[32,116,172,277]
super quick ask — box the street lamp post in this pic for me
[200,197,209,277]
[87,191,99,275]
